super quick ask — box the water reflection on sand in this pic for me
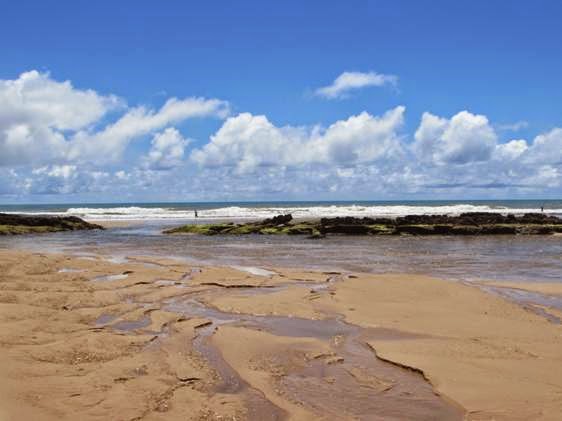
[1,220,561,283]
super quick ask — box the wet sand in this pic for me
[1,250,561,420]
[94,220,147,228]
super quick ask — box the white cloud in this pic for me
[0,70,229,167]
[523,128,562,165]
[414,111,497,165]
[189,108,562,198]
[144,128,190,170]
[522,165,561,188]
[0,168,22,194]
[0,70,122,131]
[494,139,528,161]
[0,123,67,166]
[32,164,77,179]
[68,97,227,163]
[315,71,398,99]
[191,106,405,172]
[497,120,529,132]
[0,71,121,166]
[27,164,110,194]
[115,170,129,180]
[1,70,562,200]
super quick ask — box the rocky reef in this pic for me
[0,213,104,235]
[164,212,562,238]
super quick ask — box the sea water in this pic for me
[1,199,562,221]
[1,212,561,283]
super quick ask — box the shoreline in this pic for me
[1,249,561,419]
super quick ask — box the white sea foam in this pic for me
[6,204,562,221]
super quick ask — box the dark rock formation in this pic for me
[320,224,373,235]
[165,213,562,237]
[0,213,104,235]
[262,214,293,226]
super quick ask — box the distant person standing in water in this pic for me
[541,205,544,212]
[194,210,198,218]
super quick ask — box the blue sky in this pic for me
[1,0,562,202]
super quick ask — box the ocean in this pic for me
[1,199,562,221]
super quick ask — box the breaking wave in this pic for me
[5,203,562,221]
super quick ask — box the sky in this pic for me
[1,0,562,203]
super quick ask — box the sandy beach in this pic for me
[0,249,561,420]
[4,0,562,419]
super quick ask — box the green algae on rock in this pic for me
[0,213,104,235]
[164,212,562,237]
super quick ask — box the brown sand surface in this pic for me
[1,249,561,420]
[205,274,562,420]
[93,220,146,228]
[479,280,562,296]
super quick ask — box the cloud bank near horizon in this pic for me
[1,70,561,201]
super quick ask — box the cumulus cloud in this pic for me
[0,71,121,166]
[315,71,398,99]
[494,139,528,161]
[413,111,497,165]
[33,164,77,179]
[0,123,67,166]
[522,165,561,188]
[191,106,405,172]
[143,128,190,170]
[523,128,562,165]
[1,70,562,200]
[68,97,227,163]
[27,164,111,195]
[19,164,173,197]
[0,70,122,131]
[0,70,229,167]
[189,108,562,198]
